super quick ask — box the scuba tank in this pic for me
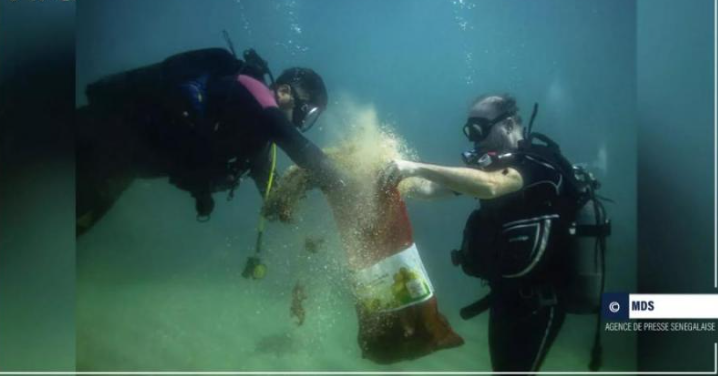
[567,163,611,372]
[85,48,244,109]
[564,165,610,314]
[86,30,274,111]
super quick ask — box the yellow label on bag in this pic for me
[352,243,435,313]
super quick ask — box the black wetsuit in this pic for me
[488,281,566,373]
[77,60,337,235]
[461,152,571,373]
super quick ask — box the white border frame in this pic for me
[714,0,718,291]
[6,0,717,374]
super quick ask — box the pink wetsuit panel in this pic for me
[237,75,278,109]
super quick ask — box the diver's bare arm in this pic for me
[400,178,458,201]
[410,163,523,199]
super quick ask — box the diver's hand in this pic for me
[378,159,419,189]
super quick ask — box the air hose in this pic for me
[242,143,277,280]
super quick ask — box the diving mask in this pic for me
[290,85,322,132]
[462,111,513,143]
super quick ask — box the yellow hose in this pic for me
[256,143,277,241]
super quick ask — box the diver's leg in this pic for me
[76,106,137,236]
[76,168,134,236]
[488,291,566,373]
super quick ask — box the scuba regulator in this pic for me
[461,149,497,169]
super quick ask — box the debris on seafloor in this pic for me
[290,281,308,326]
[304,235,325,254]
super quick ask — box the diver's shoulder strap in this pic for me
[518,132,586,196]
[519,132,571,170]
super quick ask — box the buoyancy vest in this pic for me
[455,133,610,313]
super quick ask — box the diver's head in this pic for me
[273,67,328,132]
[464,94,523,154]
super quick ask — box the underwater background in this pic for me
[636,0,717,371]
[74,0,639,372]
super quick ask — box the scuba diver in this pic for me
[380,94,610,373]
[77,43,341,237]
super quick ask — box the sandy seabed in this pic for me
[76,99,635,372]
